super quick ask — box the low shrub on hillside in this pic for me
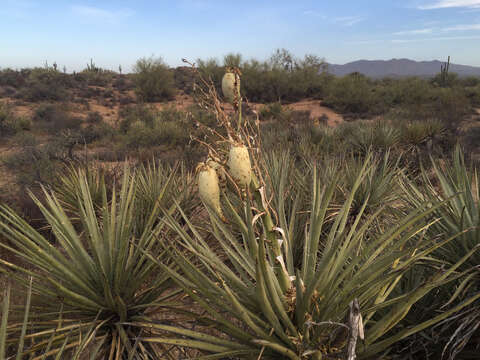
[433,87,470,126]
[133,56,175,102]
[33,103,82,134]
[118,104,157,132]
[0,68,27,88]
[0,103,27,136]
[324,73,379,116]
[16,68,74,102]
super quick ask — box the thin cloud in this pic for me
[392,35,480,42]
[71,5,134,23]
[443,23,480,30]
[419,0,480,9]
[333,15,365,26]
[347,39,386,45]
[303,10,327,18]
[393,28,434,35]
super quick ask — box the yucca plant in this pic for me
[400,146,480,358]
[138,152,478,359]
[0,166,180,358]
[133,160,198,234]
[339,151,404,222]
[52,164,109,220]
[347,121,398,155]
[399,120,445,152]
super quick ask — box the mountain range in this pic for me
[327,58,480,78]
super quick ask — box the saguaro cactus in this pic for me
[440,55,451,87]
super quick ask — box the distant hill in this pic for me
[327,58,480,78]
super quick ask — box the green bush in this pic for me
[16,68,74,102]
[118,104,157,132]
[85,110,103,124]
[33,103,82,134]
[0,103,25,137]
[258,102,285,120]
[123,115,189,149]
[324,73,378,115]
[133,56,175,102]
[433,87,470,126]
[0,68,27,88]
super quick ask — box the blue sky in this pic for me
[1,0,480,72]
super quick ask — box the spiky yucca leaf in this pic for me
[142,153,473,359]
[0,166,180,359]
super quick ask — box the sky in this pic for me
[1,0,480,72]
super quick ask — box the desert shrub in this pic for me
[124,121,160,148]
[196,57,223,93]
[3,128,86,189]
[118,104,157,132]
[253,49,329,102]
[112,74,134,91]
[459,76,480,87]
[133,56,175,102]
[119,95,135,105]
[156,118,189,146]
[33,104,82,134]
[464,84,480,107]
[72,59,114,86]
[0,103,28,137]
[188,104,217,128]
[157,106,184,123]
[0,68,27,88]
[16,68,74,102]
[80,122,114,144]
[258,102,285,120]
[324,73,378,115]
[174,66,196,93]
[431,71,459,87]
[463,125,480,152]
[0,85,17,98]
[2,134,57,186]
[76,70,113,87]
[121,107,190,149]
[433,87,470,126]
[195,50,330,103]
[85,111,103,124]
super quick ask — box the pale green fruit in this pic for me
[227,145,251,187]
[221,72,240,104]
[198,164,222,216]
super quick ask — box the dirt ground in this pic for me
[1,92,344,128]
[286,99,343,126]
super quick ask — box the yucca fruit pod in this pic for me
[227,144,251,188]
[198,162,223,218]
[221,69,240,104]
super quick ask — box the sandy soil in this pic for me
[2,92,344,128]
[286,99,343,127]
